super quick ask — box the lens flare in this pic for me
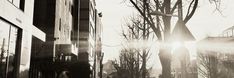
[171,42,182,50]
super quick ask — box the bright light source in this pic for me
[171,42,182,50]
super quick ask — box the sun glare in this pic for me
[171,41,182,50]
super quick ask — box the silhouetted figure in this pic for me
[58,71,69,78]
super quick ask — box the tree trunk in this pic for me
[159,47,171,78]
[159,0,172,78]
[142,50,147,78]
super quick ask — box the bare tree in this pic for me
[112,16,153,78]
[125,0,222,78]
[198,51,218,78]
[126,0,198,78]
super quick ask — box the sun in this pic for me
[171,41,182,50]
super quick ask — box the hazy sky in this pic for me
[96,0,136,62]
[96,0,234,69]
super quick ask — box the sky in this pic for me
[96,0,136,62]
[96,0,234,69]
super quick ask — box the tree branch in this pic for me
[130,0,162,40]
[184,0,198,23]
[170,1,179,14]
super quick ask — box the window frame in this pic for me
[7,0,25,11]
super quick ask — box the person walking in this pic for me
[58,71,69,78]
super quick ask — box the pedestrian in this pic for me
[58,71,69,78]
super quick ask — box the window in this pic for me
[71,3,74,16]
[89,46,93,57]
[0,20,19,78]
[89,25,95,39]
[69,1,72,12]
[59,19,61,31]
[19,0,25,11]
[65,0,67,5]
[8,0,13,3]
[7,0,25,11]
[89,3,95,21]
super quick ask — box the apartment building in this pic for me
[79,0,103,78]
[30,0,79,77]
[79,0,96,62]
[0,0,103,77]
[0,0,45,78]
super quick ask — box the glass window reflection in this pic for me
[0,20,10,78]
[0,20,18,78]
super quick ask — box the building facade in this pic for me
[79,0,96,62]
[0,0,103,77]
[30,0,80,77]
[79,0,103,78]
[197,26,234,78]
[0,0,45,78]
[94,12,103,78]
